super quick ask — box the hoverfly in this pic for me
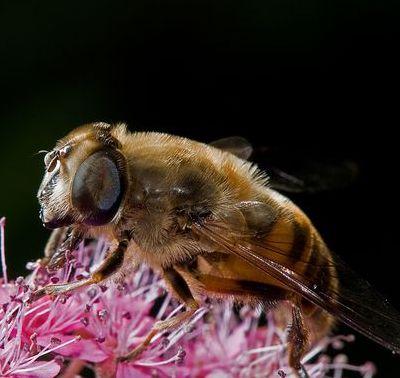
[34,122,400,376]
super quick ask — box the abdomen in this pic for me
[178,190,338,341]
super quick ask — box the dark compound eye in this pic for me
[72,150,126,225]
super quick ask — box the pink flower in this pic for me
[0,273,71,377]
[0,217,376,377]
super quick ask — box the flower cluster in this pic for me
[0,217,375,377]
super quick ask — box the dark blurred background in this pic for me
[0,1,398,375]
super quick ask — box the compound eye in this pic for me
[72,150,125,225]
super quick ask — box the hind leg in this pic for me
[288,302,310,378]
[120,267,199,362]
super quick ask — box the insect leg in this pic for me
[120,267,199,362]
[288,300,310,378]
[46,228,85,271]
[30,239,128,302]
[40,227,69,265]
[44,227,69,257]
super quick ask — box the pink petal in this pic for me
[225,322,248,358]
[74,339,109,362]
[0,287,10,302]
[206,371,231,378]
[116,364,150,378]
[10,360,60,378]
[37,334,108,362]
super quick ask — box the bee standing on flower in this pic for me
[34,122,400,377]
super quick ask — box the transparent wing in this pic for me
[252,146,358,193]
[191,215,400,354]
[209,136,253,160]
[267,160,358,193]
[210,138,358,193]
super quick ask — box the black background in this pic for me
[0,1,398,376]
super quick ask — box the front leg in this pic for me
[40,227,85,271]
[40,227,69,267]
[44,227,69,258]
[48,228,85,271]
[120,267,199,362]
[31,238,128,302]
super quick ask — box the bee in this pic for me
[34,122,400,377]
